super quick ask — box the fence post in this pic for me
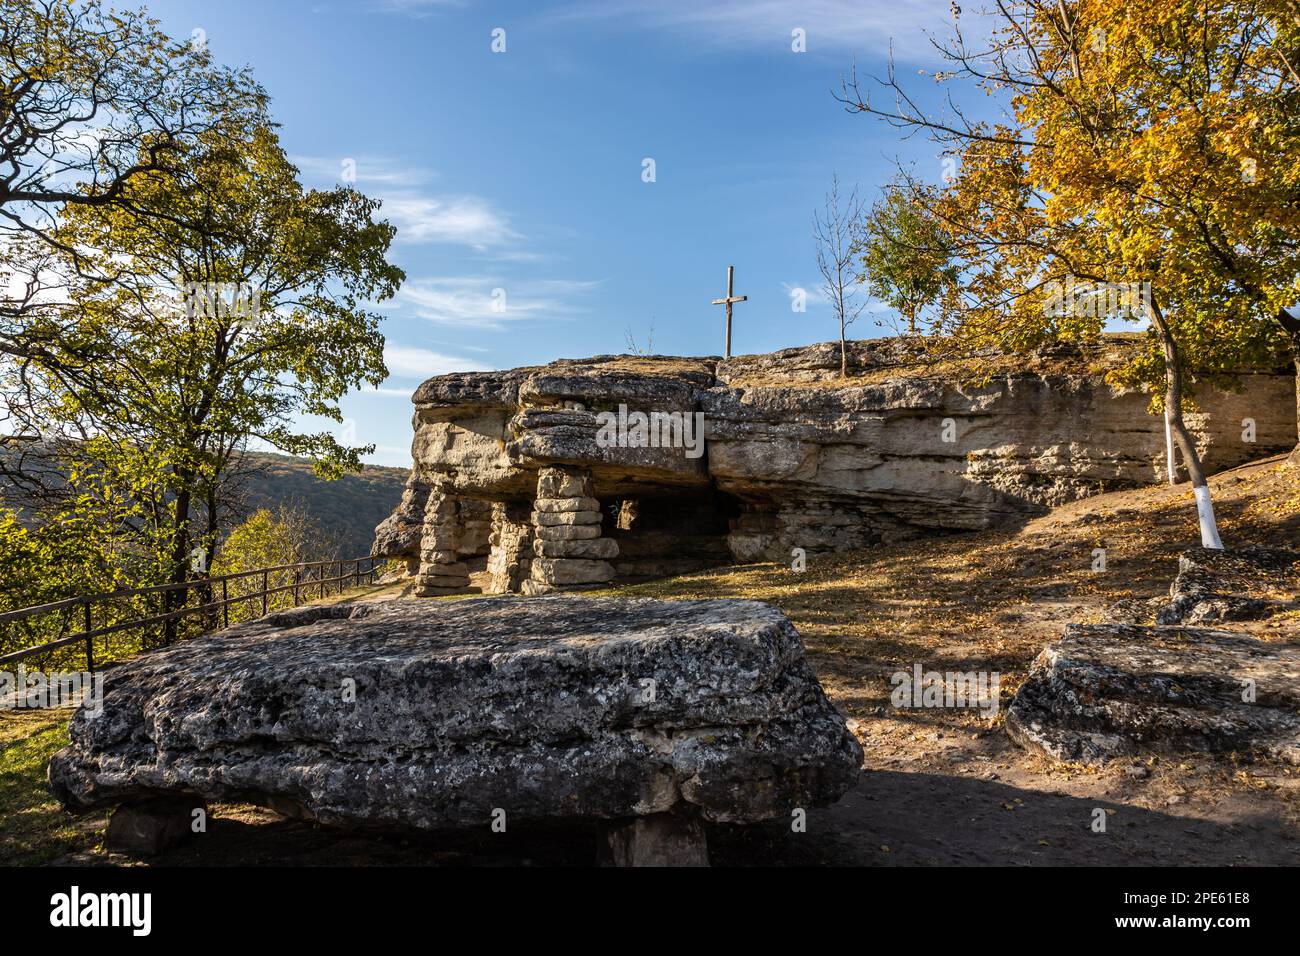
[163,592,174,646]
[293,568,301,607]
[83,600,94,674]
[221,578,229,629]
[262,570,269,617]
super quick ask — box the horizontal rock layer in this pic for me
[375,339,1296,569]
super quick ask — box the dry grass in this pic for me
[719,334,1151,391]
[601,456,1299,719]
[0,708,101,865]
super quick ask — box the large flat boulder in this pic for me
[1005,623,1300,765]
[49,597,861,832]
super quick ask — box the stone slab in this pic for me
[49,598,863,830]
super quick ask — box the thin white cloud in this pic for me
[382,195,520,248]
[361,386,422,397]
[383,343,490,379]
[290,154,434,189]
[291,155,517,250]
[477,249,548,263]
[398,276,602,330]
[368,0,466,16]
[553,0,950,58]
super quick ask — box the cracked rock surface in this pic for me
[1006,622,1300,765]
[48,597,862,829]
[1009,546,1300,766]
[1157,546,1299,625]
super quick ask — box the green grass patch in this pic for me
[0,709,103,865]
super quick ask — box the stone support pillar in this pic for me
[522,466,617,595]
[486,501,534,593]
[415,486,471,596]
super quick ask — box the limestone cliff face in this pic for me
[374,338,1296,590]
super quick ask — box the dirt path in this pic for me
[715,768,1299,866]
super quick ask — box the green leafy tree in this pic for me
[211,505,350,622]
[857,178,958,335]
[1,0,266,370]
[212,506,316,575]
[22,121,402,609]
[0,450,170,663]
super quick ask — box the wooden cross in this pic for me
[711,265,747,359]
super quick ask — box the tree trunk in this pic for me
[1274,308,1300,466]
[840,315,848,378]
[1150,302,1223,549]
[1291,354,1300,468]
[199,486,220,630]
[1163,407,1177,484]
[163,483,194,645]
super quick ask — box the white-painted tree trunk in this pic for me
[1193,484,1224,549]
[1147,298,1223,550]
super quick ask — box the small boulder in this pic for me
[1006,623,1300,765]
[1157,546,1298,625]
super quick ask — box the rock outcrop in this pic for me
[1157,546,1299,625]
[1006,623,1300,765]
[1008,547,1300,765]
[49,597,863,840]
[374,337,1295,591]
[370,477,429,575]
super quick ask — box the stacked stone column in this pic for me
[523,466,618,595]
[415,486,472,596]
[486,501,534,594]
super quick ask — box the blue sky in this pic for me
[150,0,955,466]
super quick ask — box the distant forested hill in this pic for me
[1,447,409,559]
[236,453,408,559]
[1,446,408,574]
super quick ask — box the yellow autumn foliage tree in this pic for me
[843,0,1300,547]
